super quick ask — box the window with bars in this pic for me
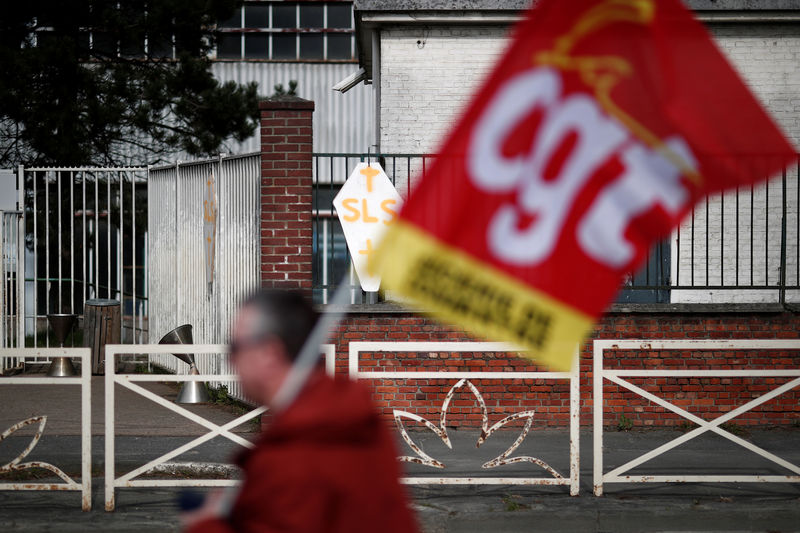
[216,2,355,61]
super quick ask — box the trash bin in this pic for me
[83,299,120,374]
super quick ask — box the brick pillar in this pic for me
[259,96,315,294]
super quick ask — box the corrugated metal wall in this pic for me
[212,62,374,153]
[148,153,260,398]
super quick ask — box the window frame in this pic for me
[214,1,356,62]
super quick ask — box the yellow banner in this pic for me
[372,221,593,372]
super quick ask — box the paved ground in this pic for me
[2,372,799,531]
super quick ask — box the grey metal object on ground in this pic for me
[46,314,77,377]
[158,324,211,404]
[84,299,121,375]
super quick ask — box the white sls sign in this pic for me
[333,162,403,292]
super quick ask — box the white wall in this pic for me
[378,23,800,304]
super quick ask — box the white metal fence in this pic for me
[593,339,800,496]
[0,209,24,372]
[0,348,92,510]
[147,154,261,400]
[103,343,335,511]
[22,166,149,347]
[348,342,580,495]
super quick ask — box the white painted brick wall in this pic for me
[379,23,799,304]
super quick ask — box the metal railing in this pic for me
[348,341,580,494]
[312,154,800,305]
[0,348,92,510]
[21,166,149,346]
[147,153,261,402]
[592,339,800,496]
[0,210,24,372]
[103,343,336,511]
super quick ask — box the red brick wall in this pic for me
[259,97,314,294]
[327,312,800,429]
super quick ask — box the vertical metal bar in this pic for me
[779,169,787,305]
[314,155,320,300]
[329,156,335,290]
[216,154,223,347]
[796,159,799,289]
[70,172,75,315]
[82,172,87,305]
[592,342,603,496]
[322,219,329,304]
[81,349,92,511]
[750,184,754,286]
[95,172,100,299]
[118,172,123,340]
[17,165,25,347]
[107,173,111,299]
[57,171,63,313]
[175,162,180,325]
[1,212,6,348]
[765,179,769,287]
[676,224,680,286]
[569,349,579,496]
[33,170,38,347]
[690,207,694,286]
[705,195,709,287]
[104,346,116,511]
[407,156,411,197]
[720,191,724,286]
[45,171,50,326]
[132,172,136,343]
[735,185,739,286]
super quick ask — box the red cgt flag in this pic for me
[371,0,797,371]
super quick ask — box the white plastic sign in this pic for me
[333,162,403,292]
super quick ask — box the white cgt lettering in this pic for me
[578,138,695,268]
[469,68,627,265]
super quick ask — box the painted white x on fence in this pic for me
[103,343,335,511]
[593,339,800,496]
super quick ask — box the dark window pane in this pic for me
[93,32,117,56]
[121,35,146,57]
[36,30,56,48]
[327,4,352,29]
[272,4,296,28]
[78,32,91,57]
[219,7,241,28]
[150,35,173,58]
[299,33,323,59]
[272,33,295,59]
[216,33,241,58]
[300,4,323,28]
[326,33,351,60]
[244,4,269,28]
[244,34,269,59]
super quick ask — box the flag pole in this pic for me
[270,279,352,413]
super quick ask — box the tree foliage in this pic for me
[0,0,259,166]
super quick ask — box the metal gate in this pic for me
[21,166,149,350]
[0,210,24,372]
[0,168,25,372]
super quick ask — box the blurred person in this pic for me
[182,289,418,533]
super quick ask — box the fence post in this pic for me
[258,96,315,295]
[779,169,787,306]
[17,165,24,347]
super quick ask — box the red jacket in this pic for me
[188,374,419,533]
